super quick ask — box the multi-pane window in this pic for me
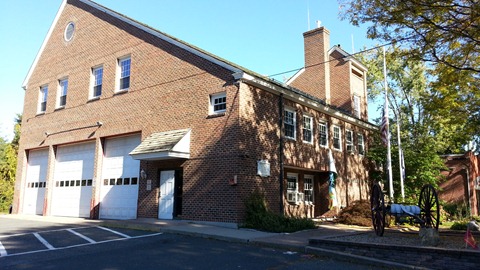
[39,85,48,113]
[346,130,354,153]
[302,115,313,143]
[353,95,361,118]
[118,56,131,91]
[58,78,68,107]
[284,109,296,139]
[304,175,314,204]
[333,125,342,150]
[319,122,328,147]
[357,133,365,155]
[286,173,298,203]
[92,66,103,98]
[210,92,226,114]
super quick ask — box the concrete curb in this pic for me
[305,246,431,270]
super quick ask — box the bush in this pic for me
[336,200,372,227]
[243,191,316,233]
[450,216,480,230]
[442,202,469,220]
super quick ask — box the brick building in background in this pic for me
[439,152,480,216]
[14,0,376,224]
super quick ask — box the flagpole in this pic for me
[397,112,405,202]
[383,47,394,203]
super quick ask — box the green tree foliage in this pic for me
[340,0,480,73]
[0,114,21,212]
[360,47,446,201]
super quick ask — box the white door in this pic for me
[158,170,175,219]
[51,142,95,218]
[100,135,140,220]
[23,149,48,215]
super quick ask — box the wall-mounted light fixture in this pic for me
[96,121,103,126]
[140,169,147,180]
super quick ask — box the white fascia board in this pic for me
[130,151,190,161]
[22,0,68,89]
[241,74,377,131]
[285,68,305,85]
[80,0,242,74]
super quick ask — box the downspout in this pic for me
[464,166,472,215]
[279,93,284,215]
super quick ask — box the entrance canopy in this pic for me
[129,129,191,160]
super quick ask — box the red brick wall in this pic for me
[15,0,243,222]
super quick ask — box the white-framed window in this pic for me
[91,66,103,98]
[319,121,328,147]
[333,125,342,151]
[304,175,314,204]
[357,133,365,155]
[117,56,131,91]
[38,85,48,113]
[302,115,313,144]
[209,92,226,114]
[286,173,298,203]
[57,78,68,108]
[284,108,296,140]
[353,95,361,118]
[346,130,354,153]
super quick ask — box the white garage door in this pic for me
[51,142,95,218]
[23,149,49,215]
[100,135,140,220]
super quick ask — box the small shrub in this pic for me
[336,200,372,227]
[243,191,316,233]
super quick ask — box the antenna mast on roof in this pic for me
[307,1,310,30]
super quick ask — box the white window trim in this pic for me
[304,175,314,204]
[90,65,103,100]
[319,121,328,148]
[333,125,342,151]
[209,92,226,115]
[57,78,68,108]
[284,108,296,140]
[346,129,354,153]
[302,115,313,144]
[38,85,48,114]
[116,56,131,92]
[357,133,365,156]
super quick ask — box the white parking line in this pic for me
[3,232,163,258]
[0,240,7,256]
[67,229,96,244]
[33,233,55,250]
[97,226,131,238]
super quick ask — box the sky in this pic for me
[0,0,378,142]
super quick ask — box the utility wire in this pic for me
[267,40,397,78]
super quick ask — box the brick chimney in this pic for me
[288,26,331,104]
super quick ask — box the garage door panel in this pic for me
[51,143,95,218]
[100,136,140,220]
[23,149,48,215]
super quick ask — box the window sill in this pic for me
[54,106,65,111]
[87,96,100,103]
[114,89,129,96]
[206,112,225,119]
[36,112,46,116]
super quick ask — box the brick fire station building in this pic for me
[14,0,376,224]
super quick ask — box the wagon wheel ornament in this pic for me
[418,184,440,230]
[370,183,386,236]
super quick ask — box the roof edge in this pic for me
[22,0,67,90]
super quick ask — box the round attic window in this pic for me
[64,22,75,42]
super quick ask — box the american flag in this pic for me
[380,99,389,146]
